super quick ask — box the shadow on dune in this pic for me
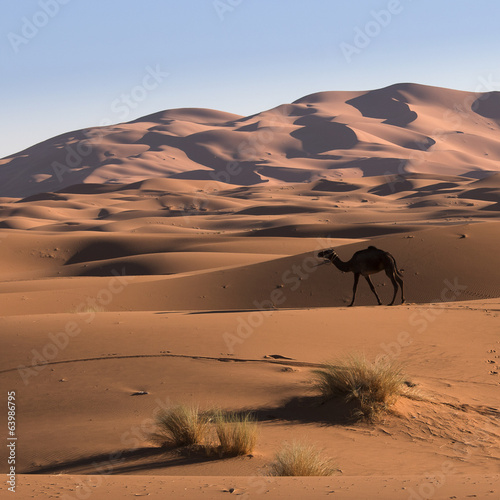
[472,92,500,119]
[245,223,414,238]
[58,183,129,195]
[290,115,358,157]
[243,395,363,427]
[235,204,321,216]
[334,157,409,177]
[135,129,268,185]
[0,129,101,198]
[346,87,418,126]
[311,179,360,192]
[26,445,226,475]
[65,241,139,265]
[26,396,361,475]
[169,163,267,185]
[481,202,500,211]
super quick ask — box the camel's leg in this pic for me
[395,274,405,303]
[385,269,399,306]
[349,273,360,307]
[364,275,382,305]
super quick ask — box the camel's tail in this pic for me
[390,253,404,277]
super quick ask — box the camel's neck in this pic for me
[329,254,351,273]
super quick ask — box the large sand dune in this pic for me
[2,83,500,198]
[0,84,499,499]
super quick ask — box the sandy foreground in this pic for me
[1,84,499,498]
[5,474,500,499]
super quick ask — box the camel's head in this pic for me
[317,248,337,262]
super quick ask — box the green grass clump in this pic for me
[152,404,210,447]
[313,354,407,420]
[269,441,336,476]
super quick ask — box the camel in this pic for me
[317,246,405,307]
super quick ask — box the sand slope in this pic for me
[0,84,499,499]
[2,83,500,198]
[1,303,499,499]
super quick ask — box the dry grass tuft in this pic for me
[151,406,258,456]
[152,404,210,447]
[313,354,408,420]
[269,441,336,476]
[212,411,258,457]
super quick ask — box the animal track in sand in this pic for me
[0,352,323,375]
[486,348,498,375]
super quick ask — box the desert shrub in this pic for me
[213,411,258,457]
[152,404,210,447]
[313,354,407,420]
[269,441,336,476]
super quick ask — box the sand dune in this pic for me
[0,84,499,499]
[1,303,499,499]
[2,83,500,198]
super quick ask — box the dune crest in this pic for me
[2,83,500,198]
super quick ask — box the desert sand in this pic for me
[0,83,499,499]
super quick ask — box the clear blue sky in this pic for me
[2,0,500,158]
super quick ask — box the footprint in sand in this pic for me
[486,350,498,374]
